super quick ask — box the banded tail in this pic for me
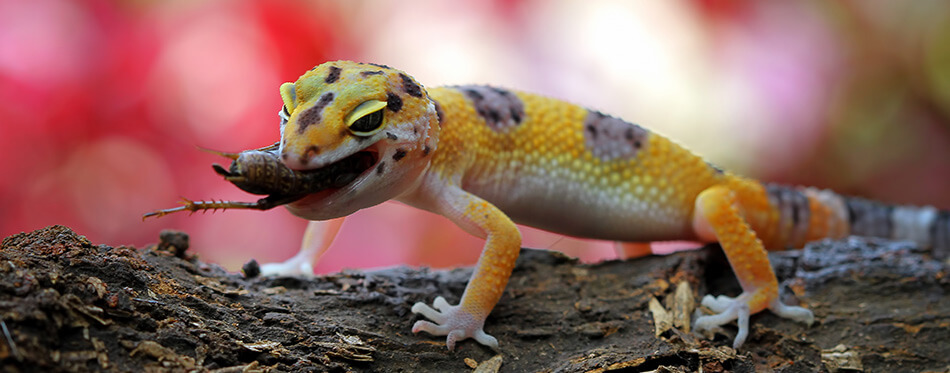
[760,183,950,259]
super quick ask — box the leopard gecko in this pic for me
[258,60,950,350]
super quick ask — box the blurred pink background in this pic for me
[2,0,949,273]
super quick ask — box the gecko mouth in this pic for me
[211,144,378,197]
[325,148,378,188]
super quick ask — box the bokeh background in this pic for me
[2,0,949,273]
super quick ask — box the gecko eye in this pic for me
[279,105,290,126]
[345,100,387,137]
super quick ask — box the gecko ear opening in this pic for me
[280,82,297,113]
[345,100,388,137]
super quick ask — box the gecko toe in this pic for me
[694,293,750,349]
[472,329,499,351]
[769,298,815,326]
[411,302,446,323]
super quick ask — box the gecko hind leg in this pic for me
[691,184,814,349]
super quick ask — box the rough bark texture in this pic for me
[1,225,948,372]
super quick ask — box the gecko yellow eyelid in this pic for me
[344,100,388,135]
[345,100,387,127]
[279,82,297,113]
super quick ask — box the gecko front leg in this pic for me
[406,180,521,351]
[259,218,344,277]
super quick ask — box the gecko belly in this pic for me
[463,172,696,242]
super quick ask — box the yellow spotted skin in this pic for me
[428,87,723,241]
[273,61,948,351]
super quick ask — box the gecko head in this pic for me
[277,61,440,219]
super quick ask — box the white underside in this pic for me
[461,170,695,242]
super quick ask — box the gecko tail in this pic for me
[761,183,949,259]
[843,195,950,259]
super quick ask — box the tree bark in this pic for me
[1,225,947,372]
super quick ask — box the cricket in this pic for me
[143,142,374,219]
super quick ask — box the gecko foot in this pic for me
[411,296,498,351]
[694,293,814,349]
[259,250,316,278]
[694,293,751,349]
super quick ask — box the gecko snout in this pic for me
[281,145,323,170]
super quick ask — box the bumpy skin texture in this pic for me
[268,60,950,351]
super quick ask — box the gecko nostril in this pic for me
[290,145,320,167]
[305,145,319,158]
[285,145,320,167]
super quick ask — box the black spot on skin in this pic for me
[486,109,500,124]
[463,88,484,100]
[423,145,431,156]
[432,99,445,126]
[401,73,423,97]
[386,132,398,141]
[369,63,391,69]
[309,66,318,72]
[458,85,525,132]
[376,161,386,175]
[393,148,407,161]
[296,92,334,134]
[360,70,384,77]
[509,107,521,123]
[583,109,649,161]
[763,183,812,247]
[586,124,597,138]
[296,110,320,134]
[386,92,403,113]
[491,87,511,96]
[325,66,341,84]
